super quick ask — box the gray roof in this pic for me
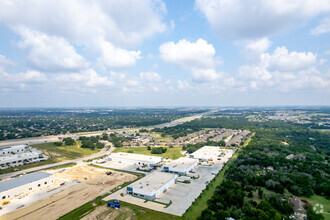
[0,172,52,192]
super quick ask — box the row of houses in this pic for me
[226,130,251,147]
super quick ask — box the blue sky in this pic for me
[0,0,329,107]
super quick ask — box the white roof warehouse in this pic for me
[107,152,163,167]
[163,157,198,175]
[189,146,220,161]
[126,172,177,200]
[0,172,54,201]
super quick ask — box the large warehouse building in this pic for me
[0,145,29,156]
[163,157,198,175]
[108,152,163,167]
[189,146,220,161]
[126,172,177,200]
[0,172,54,201]
[0,145,47,170]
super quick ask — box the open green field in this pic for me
[300,195,330,220]
[33,140,100,162]
[113,146,184,159]
[150,132,174,143]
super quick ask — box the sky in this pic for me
[0,0,330,108]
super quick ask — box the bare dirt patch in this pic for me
[81,205,136,220]
[1,165,137,220]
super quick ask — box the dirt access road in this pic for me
[1,165,137,220]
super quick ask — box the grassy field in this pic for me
[300,195,330,220]
[118,201,180,220]
[33,140,100,162]
[113,146,184,160]
[151,132,174,143]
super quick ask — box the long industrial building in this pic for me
[0,145,29,156]
[0,145,47,170]
[0,172,54,201]
[189,146,220,161]
[126,172,177,200]
[108,152,163,167]
[163,157,198,175]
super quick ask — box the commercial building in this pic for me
[163,157,198,175]
[0,172,54,201]
[0,145,29,156]
[189,146,220,161]
[126,172,177,200]
[108,152,163,167]
[0,151,47,170]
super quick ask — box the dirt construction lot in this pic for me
[0,165,137,220]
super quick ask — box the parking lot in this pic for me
[102,149,235,216]
[94,160,149,174]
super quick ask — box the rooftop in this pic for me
[0,172,52,192]
[109,152,163,162]
[0,151,42,163]
[0,145,27,151]
[129,172,177,192]
[191,146,220,158]
[164,157,198,170]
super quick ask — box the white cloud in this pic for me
[240,38,272,61]
[159,39,219,69]
[192,68,221,82]
[55,69,114,88]
[311,17,330,35]
[195,0,330,39]
[235,46,328,92]
[139,72,162,81]
[159,38,222,83]
[0,0,167,47]
[97,40,141,68]
[261,47,317,72]
[0,69,46,90]
[177,80,191,90]
[238,65,272,81]
[0,54,15,66]
[17,28,88,72]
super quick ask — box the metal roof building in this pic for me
[108,152,163,167]
[0,145,28,156]
[127,172,177,200]
[189,146,220,161]
[0,172,54,201]
[163,157,198,175]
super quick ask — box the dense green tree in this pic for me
[63,137,75,146]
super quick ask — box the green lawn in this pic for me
[33,140,100,162]
[119,201,180,220]
[300,195,330,220]
[113,146,184,160]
